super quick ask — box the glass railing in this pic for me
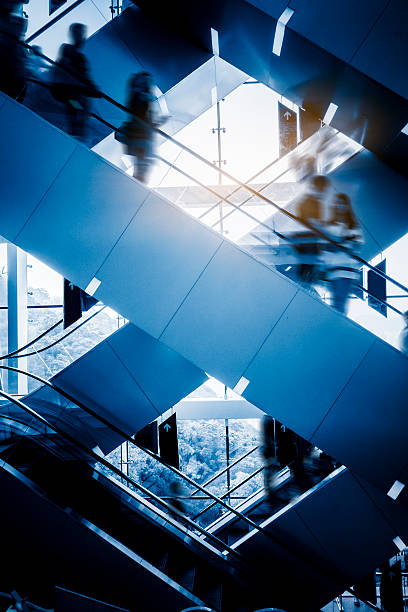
[0,368,337,553]
[0,305,123,393]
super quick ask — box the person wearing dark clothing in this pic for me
[0,10,28,101]
[261,416,279,501]
[118,71,167,183]
[51,23,99,142]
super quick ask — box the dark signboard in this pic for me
[367,259,387,317]
[159,413,179,469]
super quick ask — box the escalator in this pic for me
[0,392,298,612]
[0,82,407,500]
[0,384,405,611]
[132,0,408,177]
[0,315,207,454]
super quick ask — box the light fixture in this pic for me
[85,277,101,296]
[211,28,219,56]
[393,536,407,551]
[387,480,405,500]
[273,7,294,56]
[233,376,250,395]
[322,102,339,125]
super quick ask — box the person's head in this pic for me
[308,174,330,194]
[169,480,182,496]
[31,44,42,56]
[69,22,87,47]
[332,192,357,228]
[128,71,153,93]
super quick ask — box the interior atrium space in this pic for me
[0,0,408,611]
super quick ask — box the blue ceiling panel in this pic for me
[110,7,211,95]
[95,191,222,339]
[54,340,159,437]
[16,146,147,290]
[106,323,207,415]
[243,290,374,441]
[312,340,408,490]
[161,241,298,389]
[331,66,408,152]
[351,0,408,101]
[296,470,397,582]
[286,0,389,64]
[330,148,408,257]
[0,99,77,242]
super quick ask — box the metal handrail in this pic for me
[0,365,300,550]
[0,306,106,361]
[193,464,265,521]
[203,128,341,229]
[0,362,350,595]
[9,35,408,306]
[0,389,245,565]
[188,444,259,497]
[0,318,63,360]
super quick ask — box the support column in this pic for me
[6,244,27,395]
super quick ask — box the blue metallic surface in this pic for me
[1,95,408,497]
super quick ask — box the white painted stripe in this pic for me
[322,102,339,125]
[211,27,219,56]
[233,376,250,395]
[85,277,101,296]
[273,7,294,56]
[393,536,407,551]
[387,480,405,500]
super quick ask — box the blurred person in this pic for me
[291,174,332,286]
[27,44,48,79]
[0,9,28,101]
[167,480,188,521]
[399,311,408,356]
[261,415,279,502]
[118,71,168,183]
[51,23,100,141]
[323,192,364,314]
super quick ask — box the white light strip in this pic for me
[322,102,339,125]
[85,277,101,296]
[273,7,294,56]
[387,480,405,500]
[233,376,250,396]
[401,123,408,135]
[393,536,407,551]
[211,28,219,56]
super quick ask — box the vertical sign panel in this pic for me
[367,259,387,317]
[159,413,179,469]
[278,102,297,157]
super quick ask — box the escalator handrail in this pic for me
[0,317,63,360]
[0,384,352,599]
[188,444,260,497]
[0,387,246,566]
[7,34,408,303]
[153,152,406,317]
[192,463,265,521]
[0,364,313,549]
[0,306,106,361]
[199,127,341,225]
